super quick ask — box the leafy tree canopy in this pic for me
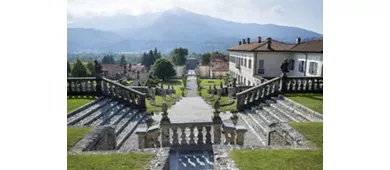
[170,47,188,66]
[71,58,88,77]
[152,58,176,81]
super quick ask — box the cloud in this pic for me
[270,6,285,15]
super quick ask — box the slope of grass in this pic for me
[230,122,323,170]
[67,127,92,150]
[67,97,97,113]
[284,93,323,114]
[67,153,154,170]
[198,88,236,111]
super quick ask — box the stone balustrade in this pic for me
[283,77,323,93]
[136,124,161,149]
[67,77,98,96]
[236,77,281,110]
[101,77,146,110]
[222,123,247,146]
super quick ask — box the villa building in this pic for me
[227,37,323,85]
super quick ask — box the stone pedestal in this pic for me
[236,126,247,146]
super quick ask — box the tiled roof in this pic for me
[227,38,322,53]
[290,39,323,52]
[101,64,147,72]
[210,62,229,71]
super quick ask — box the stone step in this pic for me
[253,107,278,124]
[234,115,265,147]
[73,101,118,126]
[102,106,131,125]
[87,103,126,126]
[274,96,323,121]
[67,98,111,126]
[67,97,105,118]
[237,112,267,145]
[267,100,303,122]
[114,108,140,135]
[262,101,296,122]
[258,103,288,123]
[116,112,146,148]
[269,98,311,122]
[244,109,270,134]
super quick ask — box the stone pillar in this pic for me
[135,128,147,149]
[160,102,170,147]
[213,115,222,145]
[95,60,103,95]
[281,73,288,93]
[236,126,247,146]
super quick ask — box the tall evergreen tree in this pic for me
[86,61,95,76]
[119,55,127,65]
[67,61,71,76]
[71,58,88,77]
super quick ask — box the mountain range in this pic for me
[67,8,322,53]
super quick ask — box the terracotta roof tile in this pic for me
[227,38,322,53]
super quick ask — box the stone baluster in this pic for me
[172,127,179,146]
[237,94,245,110]
[103,81,108,95]
[197,126,204,145]
[310,79,315,92]
[138,95,146,110]
[236,126,247,146]
[252,90,258,102]
[189,126,195,145]
[223,130,231,144]
[67,80,72,93]
[205,126,212,144]
[180,127,187,145]
[246,92,252,105]
[229,130,236,145]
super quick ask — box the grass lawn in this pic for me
[146,87,186,112]
[230,122,323,170]
[199,88,236,112]
[68,153,154,170]
[67,97,97,113]
[67,127,93,150]
[200,79,223,86]
[161,80,183,86]
[284,93,323,114]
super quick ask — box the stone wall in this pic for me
[267,123,310,147]
[69,126,117,153]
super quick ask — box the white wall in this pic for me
[290,53,323,77]
[255,52,291,77]
[174,65,185,77]
[228,52,258,85]
[210,70,228,78]
[198,66,210,77]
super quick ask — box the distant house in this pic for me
[227,37,323,85]
[101,64,149,79]
[186,57,198,70]
[209,54,229,78]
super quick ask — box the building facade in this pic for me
[227,37,323,85]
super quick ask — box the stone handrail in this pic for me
[101,77,146,110]
[236,77,281,110]
[67,77,98,96]
[283,77,323,93]
[161,122,217,147]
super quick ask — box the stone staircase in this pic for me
[67,97,146,149]
[237,95,323,146]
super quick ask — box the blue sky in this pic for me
[68,0,323,33]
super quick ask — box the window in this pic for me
[248,81,251,85]
[309,62,318,75]
[259,60,264,69]
[244,59,247,67]
[289,59,295,70]
[299,61,305,72]
[244,78,246,85]
[248,59,252,69]
[240,58,243,66]
[258,60,265,74]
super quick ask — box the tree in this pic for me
[67,61,71,76]
[170,47,188,66]
[71,58,88,77]
[102,55,116,64]
[141,48,162,67]
[86,61,95,77]
[200,52,212,65]
[152,58,176,81]
[119,55,127,66]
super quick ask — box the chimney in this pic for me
[266,37,272,49]
[247,37,250,44]
[242,39,246,44]
[296,37,301,44]
[239,41,242,45]
[258,36,262,43]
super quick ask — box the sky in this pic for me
[67,0,323,33]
